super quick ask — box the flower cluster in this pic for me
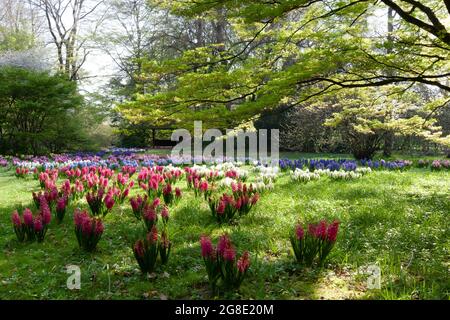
[209,184,259,223]
[86,188,115,217]
[162,183,182,206]
[132,225,171,274]
[15,167,29,178]
[290,220,340,267]
[129,194,149,220]
[55,196,69,223]
[74,209,104,252]
[141,198,169,231]
[113,173,134,204]
[193,179,213,200]
[327,170,362,180]
[431,159,450,171]
[290,169,320,183]
[200,234,250,292]
[11,202,51,243]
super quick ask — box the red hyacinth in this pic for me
[175,187,182,198]
[237,251,250,273]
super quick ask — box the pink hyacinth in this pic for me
[200,181,208,192]
[23,208,34,227]
[217,234,232,256]
[153,198,161,208]
[104,195,115,210]
[95,219,104,236]
[237,251,250,273]
[81,218,93,236]
[223,247,236,262]
[200,235,214,258]
[161,206,169,222]
[295,224,304,240]
[175,187,182,198]
[74,209,86,227]
[327,220,340,243]
[163,183,172,195]
[56,197,66,212]
[34,216,43,232]
[143,206,157,222]
[308,223,318,238]
[11,210,21,227]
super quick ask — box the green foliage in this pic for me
[0,66,91,155]
[114,0,449,148]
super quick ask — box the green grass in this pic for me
[0,165,449,300]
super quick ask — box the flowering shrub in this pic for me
[290,220,340,267]
[11,205,51,243]
[74,209,104,252]
[86,188,115,217]
[132,225,171,274]
[200,234,250,292]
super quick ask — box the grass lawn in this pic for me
[0,164,449,300]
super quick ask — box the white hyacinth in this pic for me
[290,168,320,183]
